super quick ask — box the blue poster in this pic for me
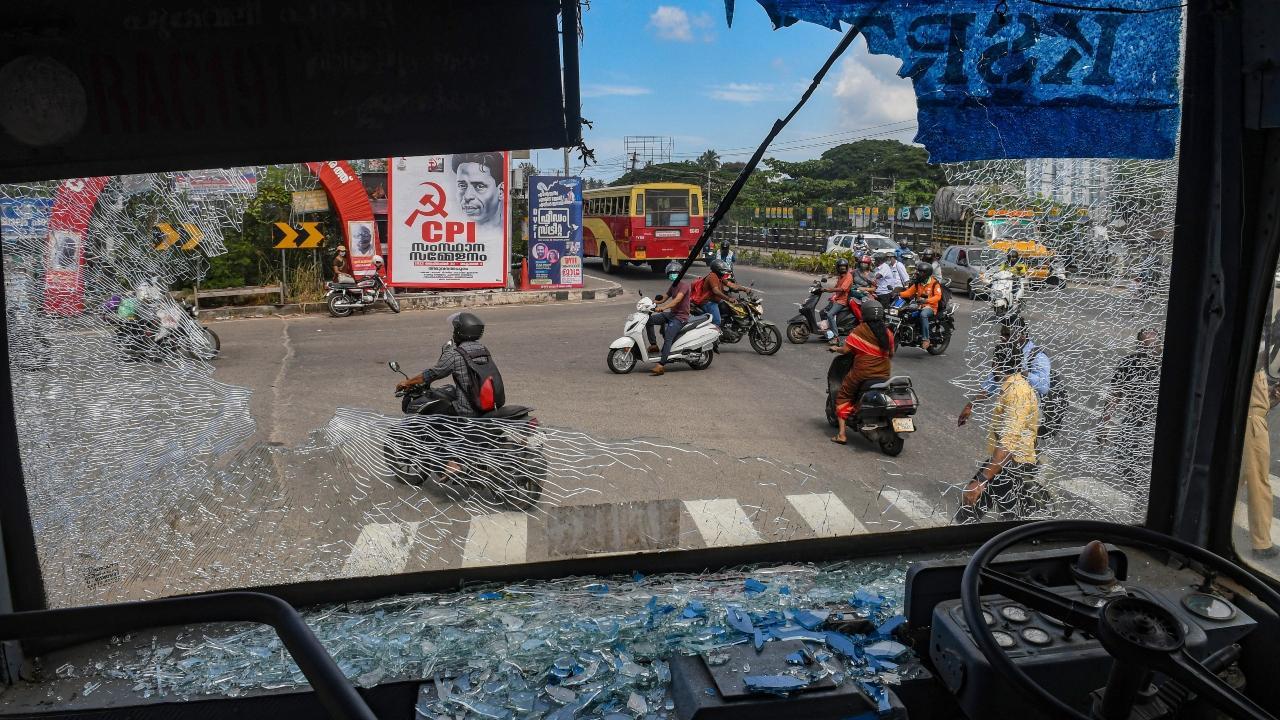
[0,198,53,248]
[528,176,583,288]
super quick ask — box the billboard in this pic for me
[0,198,53,247]
[388,153,510,288]
[527,176,583,289]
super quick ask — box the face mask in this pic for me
[668,273,680,282]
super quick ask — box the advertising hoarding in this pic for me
[527,176,583,289]
[388,153,510,288]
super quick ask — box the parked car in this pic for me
[938,245,1003,298]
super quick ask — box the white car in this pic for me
[824,232,894,256]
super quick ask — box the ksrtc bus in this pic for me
[583,183,704,273]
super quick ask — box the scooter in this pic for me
[607,294,720,373]
[786,278,859,344]
[988,268,1026,318]
[326,273,401,317]
[885,297,954,355]
[824,355,920,456]
[382,361,546,510]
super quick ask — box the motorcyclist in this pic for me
[691,259,736,328]
[395,312,489,416]
[646,261,693,376]
[818,257,855,344]
[898,262,943,351]
[853,254,876,292]
[716,239,736,271]
[1000,248,1028,277]
[828,297,895,444]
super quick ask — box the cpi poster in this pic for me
[388,152,510,288]
[528,176,583,288]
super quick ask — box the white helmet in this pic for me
[373,255,385,266]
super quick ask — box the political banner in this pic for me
[0,198,53,247]
[388,152,510,288]
[528,176,583,289]
[43,177,109,315]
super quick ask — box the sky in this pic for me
[529,1,920,182]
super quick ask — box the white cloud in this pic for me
[831,50,918,129]
[709,82,772,104]
[649,6,691,40]
[582,84,652,98]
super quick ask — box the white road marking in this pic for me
[462,512,529,568]
[881,486,945,527]
[787,493,865,537]
[342,522,420,577]
[1057,476,1133,514]
[683,499,762,547]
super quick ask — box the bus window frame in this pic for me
[635,193,644,216]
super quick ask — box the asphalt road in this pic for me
[49,259,1280,603]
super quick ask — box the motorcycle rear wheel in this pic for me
[607,347,638,374]
[382,438,424,486]
[926,329,951,355]
[786,322,810,344]
[328,294,355,318]
[750,323,783,355]
[878,432,905,456]
[507,446,547,511]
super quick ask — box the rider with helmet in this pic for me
[818,257,856,344]
[1001,248,1028,276]
[691,258,742,328]
[828,297,896,444]
[646,261,694,376]
[872,249,904,307]
[898,261,944,351]
[395,312,491,416]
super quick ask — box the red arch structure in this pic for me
[42,176,110,315]
[305,161,382,276]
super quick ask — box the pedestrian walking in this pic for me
[1241,365,1278,558]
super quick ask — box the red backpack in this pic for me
[689,276,709,305]
[457,344,506,412]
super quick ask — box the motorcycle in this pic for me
[824,355,920,456]
[786,278,859,344]
[607,293,720,374]
[110,298,220,362]
[381,360,546,510]
[988,268,1026,318]
[326,273,401,317]
[714,288,782,355]
[885,297,954,355]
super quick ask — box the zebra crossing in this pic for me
[334,488,950,576]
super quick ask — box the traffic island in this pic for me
[197,276,624,321]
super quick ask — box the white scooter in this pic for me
[607,295,720,374]
[989,268,1027,318]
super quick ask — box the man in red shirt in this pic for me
[820,258,854,345]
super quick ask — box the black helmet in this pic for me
[451,312,485,343]
[1006,249,1021,266]
[914,262,933,281]
[835,257,850,273]
[709,258,729,276]
[665,261,682,279]
[999,314,1028,345]
[860,298,885,323]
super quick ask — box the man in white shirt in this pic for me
[872,251,901,306]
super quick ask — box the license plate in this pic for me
[891,417,915,433]
[634,250,647,259]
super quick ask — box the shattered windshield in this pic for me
[3,1,1181,612]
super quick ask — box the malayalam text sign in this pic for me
[528,176,583,289]
[388,153,510,288]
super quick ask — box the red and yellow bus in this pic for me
[583,183,704,273]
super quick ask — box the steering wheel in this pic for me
[961,520,1280,720]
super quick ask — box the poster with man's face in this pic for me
[347,221,378,275]
[387,153,509,288]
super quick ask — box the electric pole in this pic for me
[563,147,570,177]
[629,151,638,174]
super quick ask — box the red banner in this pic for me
[305,161,381,276]
[42,177,109,315]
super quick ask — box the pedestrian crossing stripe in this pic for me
[341,522,420,577]
[682,499,763,547]
[462,511,529,567]
[880,487,946,528]
[786,493,865,537]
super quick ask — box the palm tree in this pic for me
[696,149,721,172]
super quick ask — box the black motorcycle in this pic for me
[716,289,782,355]
[327,274,401,317]
[381,361,546,510]
[110,299,220,362]
[824,354,919,456]
[787,278,858,344]
[884,296,954,355]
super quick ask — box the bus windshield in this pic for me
[645,190,691,227]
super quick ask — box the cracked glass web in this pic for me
[2,156,1171,608]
